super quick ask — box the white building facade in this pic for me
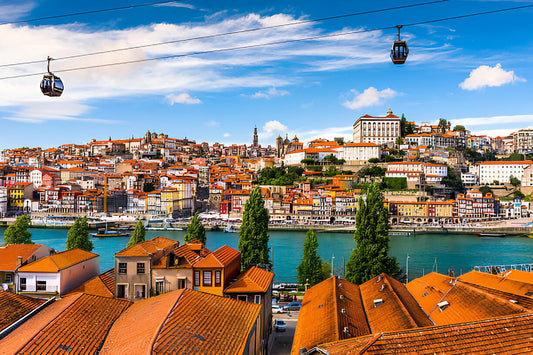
[352,109,401,146]
[476,161,532,184]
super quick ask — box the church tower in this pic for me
[253,126,258,147]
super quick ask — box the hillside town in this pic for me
[1,109,533,227]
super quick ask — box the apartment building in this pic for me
[352,109,401,146]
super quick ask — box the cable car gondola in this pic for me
[40,56,64,97]
[391,25,408,65]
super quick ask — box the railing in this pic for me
[474,264,533,274]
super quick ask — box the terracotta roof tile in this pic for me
[291,277,371,355]
[115,236,178,257]
[225,266,274,294]
[320,313,533,354]
[64,269,115,298]
[1,293,130,354]
[406,272,455,314]
[194,245,240,268]
[17,248,98,273]
[153,289,260,354]
[499,269,533,284]
[0,291,46,332]
[360,273,433,332]
[0,244,47,272]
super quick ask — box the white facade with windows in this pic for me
[352,109,401,146]
[475,161,532,184]
[337,143,381,163]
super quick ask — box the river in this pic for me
[2,228,532,282]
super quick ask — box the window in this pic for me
[177,278,186,290]
[215,271,221,287]
[194,271,200,287]
[117,284,127,298]
[255,295,261,304]
[135,284,146,299]
[155,280,164,295]
[203,271,212,287]
[37,280,47,291]
[5,273,13,283]
[237,295,247,302]
[137,263,145,274]
[118,262,127,274]
[19,277,26,291]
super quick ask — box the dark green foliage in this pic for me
[462,148,484,163]
[360,165,386,177]
[238,187,271,271]
[307,165,323,172]
[368,158,379,163]
[324,166,343,177]
[296,229,324,286]
[311,178,327,186]
[507,153,525,161]
[510,175,521,187]
[453,125,466,131]
[345,183,400,284]
[382,177,407,190]
[301,158,316,165]
[513,190,525,199]
[184,211,206,246]
[479,185,493,195]
[323,154,345,165]
[143,182,155,192]
[384,155,397,162]
[441,167,463,190]
[400,114,415,137]
[258,166,304,186]
[483,149,496,161]
[3,215,33,246]
[66,216,93,251]
[438,118,450,133]
[127,219,146,248]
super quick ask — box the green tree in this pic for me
[345,183,400,284]
[3,215,33,246]
[296,229,324,286]
[368,158,380,163]
[66,216,93,251]
[507,153,525,161]
[438,118,450,133]
[453,125,466,131]
[513,190,525,199]
[479,185,493,195]
[510,175,521,187]
[184,211,206,246]
[400,114,415,137]
[127,219,146,248]
[238,187,271,271]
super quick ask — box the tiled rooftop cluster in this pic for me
[293,270,533,354]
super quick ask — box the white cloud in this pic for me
[204,120,219,127]
[0,3,35,21]
[259,120,288,139]
[451,114,533,127]
[155,2,195,9]
[459,63,525,90]
[248,87,289,99]
[342,87,397,110]
[165,93,202,105]
[223,132,230,137]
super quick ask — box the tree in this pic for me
[453,125,466,132]
[238,187,271,271]
[66,216,93,251]
[438,118,450,133]
[127,219,146,248]
[296,229,324,286]
[3,215,33,246]
[368,158,379,163]
[184,211,206,246]
[510,175,521,187]
[513,190,525,199]
[400,114,415,137]
[345,183,400,284]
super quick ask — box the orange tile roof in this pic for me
[225,266,274,294]
[152,289,261,354]
[115,236,178,257]
[291,276,371,355]
[320,313,533,354]
[64,269,115,298]
[212,244,241,266]
[406,272,455,314]
[0,244,47,272]
[0,291,46,332]
[17,248,98,273]
[101,290,186,354]
[359,273,433,333]
[499,269,533,284]
[3,293,130,354]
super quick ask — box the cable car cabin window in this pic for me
[391,41,408,65]
[40,75,64,97]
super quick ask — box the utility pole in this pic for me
[331,254,335,277]
[406,254,410,284]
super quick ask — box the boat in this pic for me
[476,232,507,237]
[224,224,238,233]
[91,227,130,238]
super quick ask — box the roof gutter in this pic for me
[0,296,56,340]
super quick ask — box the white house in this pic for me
[17,248,99,298]
[337,143,381,163]
[475,161,532,184]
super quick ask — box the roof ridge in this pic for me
[428,277,457,316]
[332,276,340,341]
[382,275,420,329]
[149,289,188,351]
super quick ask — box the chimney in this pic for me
[18,256,23,267]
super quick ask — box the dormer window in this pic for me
[437,301,449,311]
[373,299,384,307]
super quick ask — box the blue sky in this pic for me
[0,0,531,149]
